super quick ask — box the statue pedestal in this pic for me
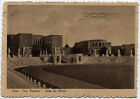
[29,55,32,57]
[13,55,17,58]
[18,55,21,57]
[118,54,121,57]
[7,55,11,58]
[111,54,114,56]
[106,54,109,57]
[94,54,97,57]
[44,57,48,62]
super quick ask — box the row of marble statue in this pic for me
[7,48,134,58]
[90,49,134,57]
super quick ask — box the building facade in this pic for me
[111,44,135,56]
[32,35,44,56]
[42,35,62,54]
[7,33,62,57]
[122,44,135,56]
[111,46,123,56]
[7,33,135,58]
[73,40,111,56]
[7,33,33,57]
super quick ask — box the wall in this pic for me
[83,56,134,65]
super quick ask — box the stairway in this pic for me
[7,57,44,69]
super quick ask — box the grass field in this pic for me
[16,63,134,89]
[43,64,134,89]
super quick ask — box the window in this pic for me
[25,40,28,43]
[57,56,59,62]
[93,43,94,46]
[40,39,42,44]
[79,56,81,62]
[35,39,37,44]
[37,38,38,44]
[38,38,39,44]
[99,43,101,47]
[102,43,104,46]
[71,58,73,63]
[34,39,35,44]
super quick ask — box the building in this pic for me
[111,45,123,56]
[111,44,135,56]
[41,35,63,64]
[7,33,33,57]
[7,35,15,49]
[7,35,15,57]
[73,40,111,56]
[32,35,44,56]
[7,33,63,57]
[122,44,135,56]
[42,35,62,54]
[62,43,72,56]
[7,33,135,58]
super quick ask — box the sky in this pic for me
[7,5,136,47]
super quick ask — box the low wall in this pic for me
[7,56,135,69]
[83,56,135,65]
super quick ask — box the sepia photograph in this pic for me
[2,2,138,97]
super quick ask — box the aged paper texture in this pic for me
[1,2,138,97]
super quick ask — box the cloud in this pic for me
[7,5,135,46]
[83,12,112,18]
[33,16,49,23]
[10,10,18,16]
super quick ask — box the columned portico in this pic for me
[17,47,32,57]
[70,54,83,64]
